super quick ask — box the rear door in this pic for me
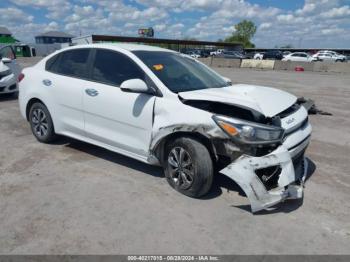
[83,48,155,158]
[320,53,332,61]
[45,48,92,136]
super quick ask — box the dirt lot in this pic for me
[0,61,349,254]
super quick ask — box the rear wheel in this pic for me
[29,102,57,143]
[164,137,213,198]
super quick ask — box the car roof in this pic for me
[61,43,175,53]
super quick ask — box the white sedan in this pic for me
[313,51,347,62]
[19,43,312,212]
[282,52,316,62]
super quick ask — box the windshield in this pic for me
[133,51,229,93]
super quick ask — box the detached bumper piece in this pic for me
[220,145,307,213]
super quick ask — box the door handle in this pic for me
[85,88,99,97]
[42,79,52,86]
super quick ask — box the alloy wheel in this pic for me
[31,108,48,137]
[168,147,195,190]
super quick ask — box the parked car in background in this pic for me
[282,51,292,58]
[0,45,21,97]
[188,51,201,59]
[312,51,347,62]
[244,52,255,59]
[216,50,246,59]
[282,52,317,62]
[19,44,312,213]
[210,49,224,56]
[198,50,210,58]
[263,50,283,60]
[253,52,265,60]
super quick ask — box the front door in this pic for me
[83,48,155,159]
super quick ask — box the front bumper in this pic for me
[220,136,310,213]
[0,73,17,94]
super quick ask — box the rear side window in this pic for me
[91,49,145,86]
[46,54,60,71]
[46,49,90,78]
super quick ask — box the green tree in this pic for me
[225,20,257,48]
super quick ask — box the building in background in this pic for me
[71,34,243,52]
[35,31,74,44]
[0,26,18,44]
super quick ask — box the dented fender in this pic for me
[148,96,228,164]
[220,145,307,213]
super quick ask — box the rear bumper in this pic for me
[220,130,311,213]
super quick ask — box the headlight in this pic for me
[213,115,284,144]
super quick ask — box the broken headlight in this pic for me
[213,115,284,145]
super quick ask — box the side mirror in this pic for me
[2,57,11,63]
[222,77,232,85]
[120,79,150,94]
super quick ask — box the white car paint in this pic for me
[312,51,347,62]
[0,60,17,94]
[179,84,297,118]
[0,45,21,95]
[282,52,315,62]
[253,52,264,60]
[210,49,224,56]
[19,43,312,212]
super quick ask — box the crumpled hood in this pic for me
[179,84,297,117]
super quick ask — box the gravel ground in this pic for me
[0,60,349,254]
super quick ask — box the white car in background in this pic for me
[282,51,291,58]
[312,51,347,62]
[210,49,224,56]
[253,52,264,60]
[19,44,312,213]
[0,45,21,97]
[282,52,316,62]
[188,51,200,59]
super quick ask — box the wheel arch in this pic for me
[25,98,45,121]
[152,131,218,166]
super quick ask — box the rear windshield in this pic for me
[133,51,229,93]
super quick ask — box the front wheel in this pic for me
[164,137,213,198]
[29,102,57,143]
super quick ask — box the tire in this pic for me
[164,137,213,198]
[29,102,57,143]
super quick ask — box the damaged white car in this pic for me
[19,44,312,212]
[0,45,21,96]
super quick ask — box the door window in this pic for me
[47,49,90,78]
[91,49,145,87]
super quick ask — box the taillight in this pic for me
[18,73,24,82]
